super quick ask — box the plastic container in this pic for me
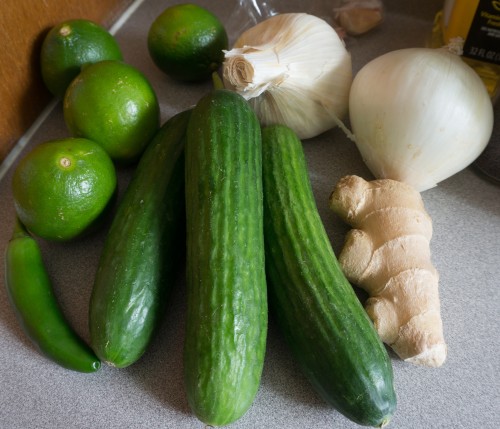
[431,0,500,103]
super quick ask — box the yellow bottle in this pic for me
[431,0,500,103]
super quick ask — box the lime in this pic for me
[63,60,160,164]
[12,138,117,242]
[40,19,123,98]
[147,3,228,82]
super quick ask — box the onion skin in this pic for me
[349,47,494,192]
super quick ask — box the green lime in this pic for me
[147,3,228,82]
[12,138,117,242]
[63,60,160,164]
[40,19,123,98]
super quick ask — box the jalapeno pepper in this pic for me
[4,218,100,373]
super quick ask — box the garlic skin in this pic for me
[223,13,352,139]
[349,47,494,192]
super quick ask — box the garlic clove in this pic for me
[335,7,383,36]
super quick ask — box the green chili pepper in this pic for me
[4,218,100,373]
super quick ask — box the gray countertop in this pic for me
[1,1,499,428]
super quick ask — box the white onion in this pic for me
[349,47,494,192]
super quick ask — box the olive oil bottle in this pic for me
[431,0,500,103]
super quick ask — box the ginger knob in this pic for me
[329,175,447,367]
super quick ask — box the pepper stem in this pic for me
[212,72,225,90]
[12,217,31,240]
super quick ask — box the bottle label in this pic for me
[463,0,500,65]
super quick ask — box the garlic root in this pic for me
[329,175,447,367]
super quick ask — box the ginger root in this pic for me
[329,175,447,367]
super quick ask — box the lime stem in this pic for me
[59,25,71,37]
[60,157,71,168]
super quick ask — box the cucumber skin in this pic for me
[261,125,397,427]
[5,220,100,373]
[89,110,190,368]
[184,90,267,426]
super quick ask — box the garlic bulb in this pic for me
[222,13,352,139]
[349,47,494,192]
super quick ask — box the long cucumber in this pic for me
[183,89,267,426]
[89,110,190,368]
[261,124,397,427]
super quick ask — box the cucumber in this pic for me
[183,89,267,426]
[261,124,397,427]
[5,218,100,373]
[89,110,190,368]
